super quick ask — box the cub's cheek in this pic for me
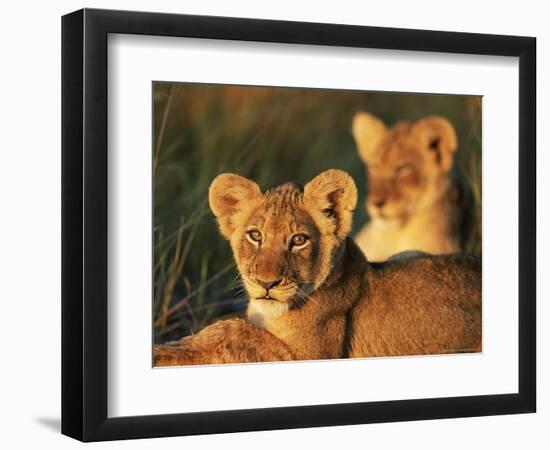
[242,281,266,300]
[232,237,255,263]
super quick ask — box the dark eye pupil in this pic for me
[293,235,306,245]
[249,230,261,241]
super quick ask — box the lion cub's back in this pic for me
[350,254,481,358]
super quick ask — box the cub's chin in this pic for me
[245,284,315,324]
[247,298,290,327]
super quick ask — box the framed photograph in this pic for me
[61,8,536,441]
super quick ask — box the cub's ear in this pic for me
[303,169,358,240]
[412,116,458,171]
[209,173,261,240]
[352,111,387,163]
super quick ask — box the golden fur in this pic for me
[352,112,460,261]
[154,170,481,366]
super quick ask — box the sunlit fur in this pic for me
[352,112,460,261]
[209,170,356,325]
[154,170,481,366]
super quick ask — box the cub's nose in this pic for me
[372,198,386,208]
[257,278,282,291]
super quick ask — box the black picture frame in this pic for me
[61,8,536,442]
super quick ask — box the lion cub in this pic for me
[352,112,460,262]
[154,170,481,366]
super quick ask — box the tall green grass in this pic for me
[153,83,482,343]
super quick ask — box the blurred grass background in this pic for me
[153,82,482,343]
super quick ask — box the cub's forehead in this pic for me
[373,123,423,162]
[264,182,303,208]
[246,182,316,232]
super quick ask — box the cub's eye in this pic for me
[247,229,263,243]
[291,234,309,247]
[395,164,412,177]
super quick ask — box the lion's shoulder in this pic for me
[366,253,481,300]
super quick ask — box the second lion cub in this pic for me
[352,111,460,261]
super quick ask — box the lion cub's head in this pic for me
[209,170,357,312]
[352,112,458,221]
